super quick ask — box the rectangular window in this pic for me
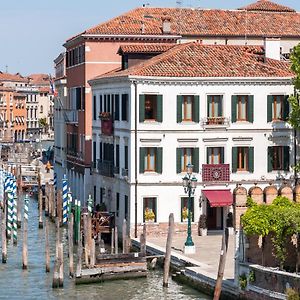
[208,95,223,118]
[114,94,120,121]
[272,95,283,120]
[145,95,157,120]
[182,96,193,121]
[107,94,111,113]
[100,187,104,203]
[268,146,289,171]
[143,197,157,222]
[237,95,248,121]
[144,148,156,171]
[93,141,96,168]
[94,186,96,204]
[76,87,81,110]
[140,147,162,174]
[99,95,103,113]
[93,95,96,120]
[181,197,194,222]
[124,145,128,170]
[237,147,248,171]
[140,94,163,123]
[116,144,120,168]
[116,193,120,217]
[122,94,128,121]
[207,147,224,164]
[125,195,128,220]
[104,95,107,112]
[268,95,289,122]
[180,148,193,172]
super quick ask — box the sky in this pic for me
[1,0,300,76]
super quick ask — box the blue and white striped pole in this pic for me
[62,174,68,224]
[53,173,57,193]
[24,195,29,221]
[7,184,13,240]
[67,188,72,216]
[87,195,93,215]
[13,194,17,245]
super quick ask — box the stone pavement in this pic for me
[147,232,235,280]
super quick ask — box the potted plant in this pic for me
[181,206,189,221]
[226,212,234,235]
[144,207,155,223]
[198,214,207,236]
[99,111,111,120]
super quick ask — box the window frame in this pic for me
[143,197,157,223]
[208,95,223,118]
[144,95,157,121]
[273,146,284,170]
[237,147,249,171]
[181,148,193,172]
[207,147,224,164]
[182,95,193,121]
[272,95,284,121]
[144,148,156,172]
[237,95,248,121]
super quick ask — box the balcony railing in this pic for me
[202,164,230,182]
[122,168,128,177]
[65,110,78,123]
[98,160,114,178]
[201,117,230,127]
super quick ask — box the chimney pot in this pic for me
[264,37,281,61]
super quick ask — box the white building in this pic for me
[89,42,295,237]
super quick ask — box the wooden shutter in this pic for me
[176,148,182,173]
[156,95,163,122]
[267,147,273,172]
[248,147,254,173]
[220,148,224,164]
[177,95,183,123]
[156,148,163,174]
[139,95,145,123]
[283,146,290,171]
[231,95,237,123]
[283,95,290,121]
[139,148,145,173]
[267,95,273,122]
[248,95,254,123]
[218,96,223,117]
[192,148,199,173]
[232,147,237,173]
[193,96,200,123]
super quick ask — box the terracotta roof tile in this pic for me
[239,0,295,12]
[0,72,28,83]
[118,43,175,54]
[28,74,50,86]
[92,43,293,80]
[71,6,300,39]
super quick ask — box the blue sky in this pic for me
[0,0,299,75]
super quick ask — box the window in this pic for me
[114,94,120,121]
[140,147,162,174]
[116,193,120,217]
[93,95,96,120]
[100,187,104,203]
[93,141,96,168]
[207,147,224,164]
[232,95,253,123]
[208,95,223,118]
[122,94,128,121]
[177,95,199,123]
[232,147,254,173]
[181,197,194,222]
[143,197,157,222]
[99,95,103,113]
[116,144,120,170]
[139,94,163,122]
[125,195,129,221]
[176,148,199,173]
[124,145,128,170]
[267,95,289,122]
[94,186,96,204]
[268,146,289,171]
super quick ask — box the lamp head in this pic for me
[191,175,197,189]
[186,164,193,175]
[182,175,189,188]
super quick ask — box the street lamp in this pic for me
[182,163,197,254]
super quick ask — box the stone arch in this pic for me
[248,186,263,205]
[294,185,300,203]
[278,184,293,201]
[263,185,278,205]
[233,186,247,207]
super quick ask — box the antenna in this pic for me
[5,65,8,73]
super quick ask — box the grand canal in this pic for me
[0,197,211,299]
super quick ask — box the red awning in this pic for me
[202,190,233,207]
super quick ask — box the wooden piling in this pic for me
[1,208,7,263]
[83,213,89,266]
[213,228,229,300]
[163,213,174,288]
[87,213,92,258]
[68,213,74,277]
[111,228,115,254]
[45,219,50,273]
[38,190,43,229]
[76,232,83,277]
[58,243,64,287]
[17,190,22,228]
[45,183,49,217]
[140,234,146,256]
[22,209,28,269]
[90,239,95,268]
[57,190,62,225]
[122,219,127,254]
[114,226,118,254]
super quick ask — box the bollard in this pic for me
[163,213,174,288]
[58,243,64,287]
[122,219,127,254]
[57,190,63,225]
[111,228,115,254]
[83,213,89,266]
[76,232,83,278]
[12,195,18,245]
[90,239,95,268]
[114,226,118,255]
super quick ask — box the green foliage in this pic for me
[290,43,300,90]
[248,270,255,283]
[39,118,48,128]
[239,274,247,290]
[288,95,300,130]
[246,196,257,208]
[286,288,300,300]
[241,196,300,270]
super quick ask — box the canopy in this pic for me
[202,190,233,207]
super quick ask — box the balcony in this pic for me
[201,117,230,128]
[202,164,230,182]
[98,160,114,178]
[65,110,78,124]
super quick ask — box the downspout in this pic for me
[294,87,298,185]
[134,81,138,238]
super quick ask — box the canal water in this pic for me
[0,197,211,299]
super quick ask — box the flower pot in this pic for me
[199,228,207,236]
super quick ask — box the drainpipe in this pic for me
[134,81,138,238]
[294,87,298,186]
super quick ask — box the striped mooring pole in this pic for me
[12,176,17,245]
[7,187,13,240]
[62,174,68,225]
[87,195,93,214]
[24,194,29,221]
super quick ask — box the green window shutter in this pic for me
[220,148,224,164]
[267,147,273,172]
[231,95,237,123]
[283,95,290,121]
[283,146,290,171]
[192,148,199,173]
[177,96,183,123]
[139,95,145,123]
[156,148,163,174]
[156,95,163,122]
[232,147,237,173]
[176,148,182,173]
[206,148,210,164]
[248,96,254,123]
[267,95,273,123]
[139,148,145,173]
[193,96,200,123]
[248,147,254,173]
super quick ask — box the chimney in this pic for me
[162,17,171,34]
[264,38,281,61]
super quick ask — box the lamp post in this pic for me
[182,164,197,254]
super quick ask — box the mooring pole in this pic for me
[45,219,50,273]
[22,195,29,269]
[1,206,7,263]
[38,189,43,229]
[68,213,74,277]
[163,213,174,288]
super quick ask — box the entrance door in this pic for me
[207,201,217,230]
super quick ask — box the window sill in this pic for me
[236,171,251,174]
[234,121,252,124]
[143,171,159,175]
[180,121,198,124]
[142,120,160,124]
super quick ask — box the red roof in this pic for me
[67,4,300,42]
[0,72,28,83]
[28,74,50,86]
[118,43,175,55]
[239,0,295,12]
[92,43,293,80]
